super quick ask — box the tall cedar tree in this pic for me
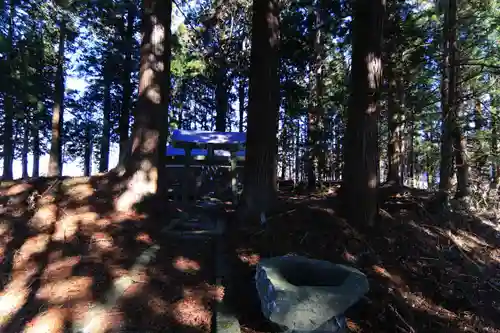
[2,0,15,180]
[341,0,385,226]
[115,0,171,212]
[240,0,280,218]
[48,16,66,177]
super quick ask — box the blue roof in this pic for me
[171,129,246,144]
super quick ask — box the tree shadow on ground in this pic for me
[0,175,220,333]
[225,188,500,333]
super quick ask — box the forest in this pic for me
[0,0,499,332]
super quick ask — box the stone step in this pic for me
[214,221,241,333]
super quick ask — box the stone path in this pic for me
[72,200,239,333]
[162,201,241,333]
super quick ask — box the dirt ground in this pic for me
[0,175,220,333]
[225,188,500,333]
[0,176,499,332]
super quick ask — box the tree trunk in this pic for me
[408,107,415,186]
[491,107,499,189]
[306,97,317,189]
[340,0,385,227]
[334,125,342,180]
[280,113,288,179]
[454,102,469,198]
[99,63,112,172]
[119,1,136,162]
[306,1,326,190]
[295,118,300,182]
[238,77,245,132]
[215,61,228,132]
[454,126,469,198]
[22,114,29,178]
[240,0,280,219]
[48,17,66,177]
[84,123,92,177]
[439,0,457,193]
[32,109,41,178]
[385,66,403,184]
[2,0,15,180]
[473,98,487,170]
[115,0,171,212]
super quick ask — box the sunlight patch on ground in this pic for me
[346,319,362,332]
[0,221,12,236]
[236,249,260,266]
[30,204,57,232]
[2,183,32,196]
[172,296,211,329]
[66,183,95,201]
[448,230,483,252]
[112,271,150,300]
[401,291,457,320]
[23,308,67,333]
[490,249,500,263]
[173,256,201,273]
[52,212,80,242]
[41,256,81,282]
[78,211,102,231]
[455,229,490,248]
[479,217,500,233]
[0,223,13,261]
[90,232,115,253]
[408,220,438,238]
[371,265,405,287]
[135,232,153,245]
[76,244,160,332]
[76,304,124,333]
[183,283,224,302]
[0,287,29,329]
[13,234,51,270]
[36,276,94,305]
[342,250,358,263]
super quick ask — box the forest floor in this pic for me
[0,176,498,332]
[0,175,222,333]
[226,186,500,333]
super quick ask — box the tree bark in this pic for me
[454,125,469,198]
[491,107,499,189]
[22,114,29,178]
[238,77,245,132]
[385,66,403,184]
[306,0,327,190]
[295,118,300,182]
[99,61,112,172]
[48,17,66,177]
[340,0,385,227]
[119,1,136,162]
[2,0,15,180]
[115,0,171,212]
[454,101,469,198]
[32,106,41,178]
[215,60,228,132]
[84,123,92,177]
[240,0,280,219]
[439,0,457,193]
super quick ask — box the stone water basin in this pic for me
[255,255,369,333]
